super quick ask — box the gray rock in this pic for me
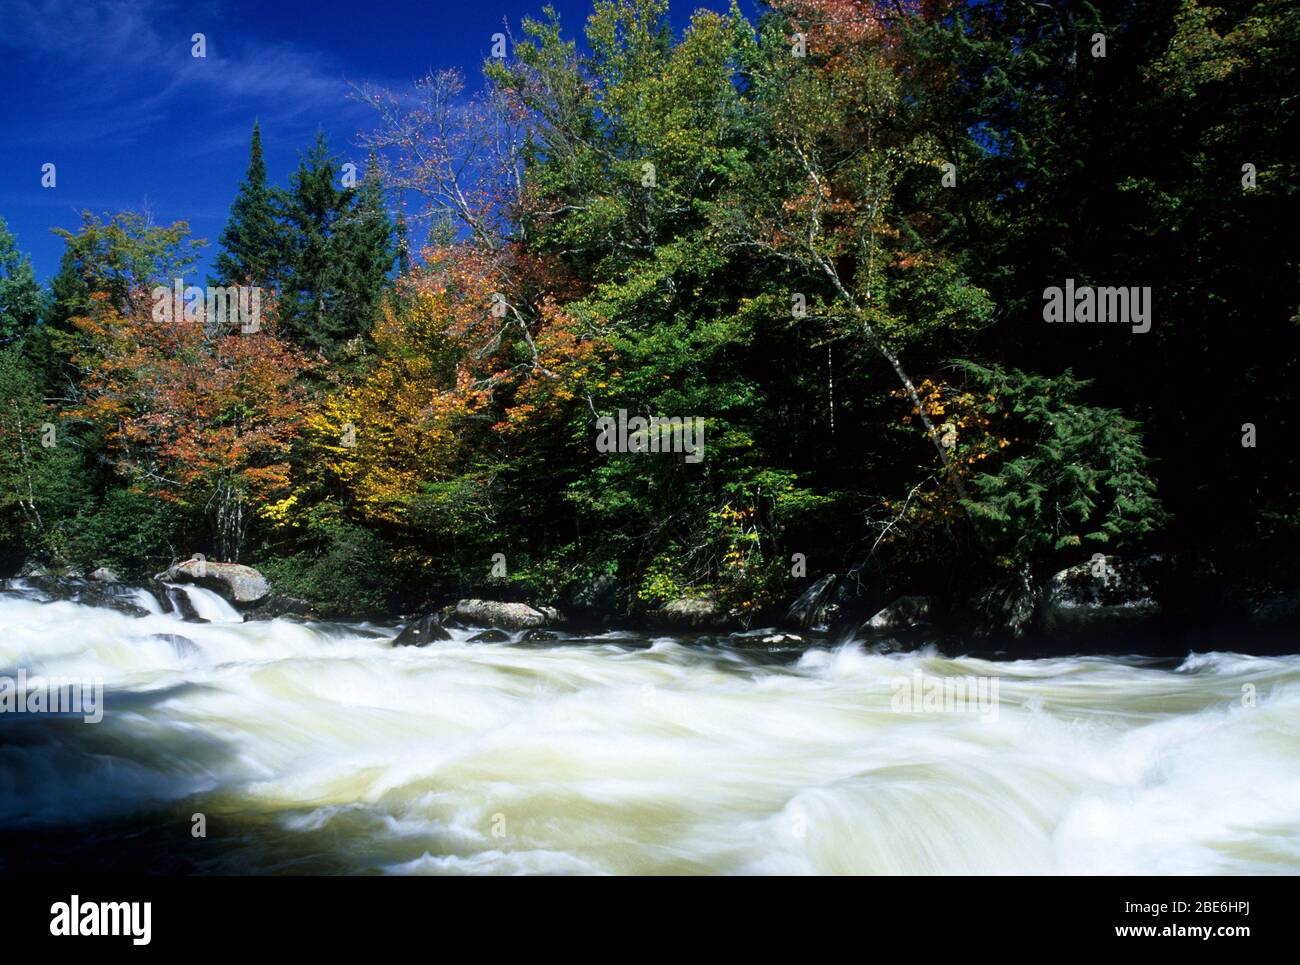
[81,581,152,617]
[865,596,936,632]
[650,596,735,630]
[469,628,511,643]
[1040,556,1161,636]
[871,636,916,655]
[970,570,1040,639]
[160,559,271,607]
[244,595,320,621]
[455,598,554,630]
[559,575,630,622]
[162,584,203,622]
[89,567,121,583]
[393,614,452,647]
[5,575,151,617]
[726,629,809,651]
[785,575,838,629]
[522,628,559,642]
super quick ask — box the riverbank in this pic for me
[7,548,1298,659]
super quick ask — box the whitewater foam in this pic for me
[0,588,1296,874]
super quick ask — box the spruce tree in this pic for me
[0,216,44,344]
[214,122,282,289]
[276,131,348,352]
[277,136,394,354]
[328,154,395,346]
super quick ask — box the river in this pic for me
[1,583,1297,874]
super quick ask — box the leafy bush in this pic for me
[59,486,190,577]
[256,521,405,617]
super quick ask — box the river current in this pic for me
[1,583,1297,874]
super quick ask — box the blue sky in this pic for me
[0,0,751,282]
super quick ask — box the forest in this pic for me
[1,0,1296,636]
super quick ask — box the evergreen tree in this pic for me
[45,249,89,335]
[0,217,43,344]
[328,155,395,347]
[214,122,283,289]
[276,132,349,352]
[277,135,394,354]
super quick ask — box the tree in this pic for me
[49,211,205,322]
[327,155,395,353]
[275,132,349,351]
[72,292,313,561]
[276,133,395,354]
[472,0,831,606]
[0,217,43,344]
[0,345,58,543]
[894,0,1298,572]
[732,2,994,501]
[39,211,206,417]
[355,69,528,249]
[0,344,91,564]
[214,122,284,289]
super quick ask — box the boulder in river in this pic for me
[160,559,271,608]
[4,574,152,618]
[783,562,884,633]
[89,566,121,583]
[393,614,452,647]
[559,575,631,624]
[455,598,560,630]
[243,594,321,621]
[968,570,1040,639]
[785,575,838,629]
[1039,555,1161,637]
[649,596,737,631]
[729,630,806,650]
[864,595,937,632]
[468,628,511,643]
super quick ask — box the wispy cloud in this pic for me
[1,0,364,148]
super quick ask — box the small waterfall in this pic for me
[129,587,165,615]
[163,583,243,623]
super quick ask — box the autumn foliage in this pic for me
[71,291,312,560]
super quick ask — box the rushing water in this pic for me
[0,584,1298,875]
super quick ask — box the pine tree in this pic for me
[277,135,394,355]
[276,131,348,352]
[328,154,395,346]
[0,216,44,344]
[214,122,283,288]
[46,249,88,335]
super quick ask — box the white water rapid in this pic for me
[0,586,1297,874]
